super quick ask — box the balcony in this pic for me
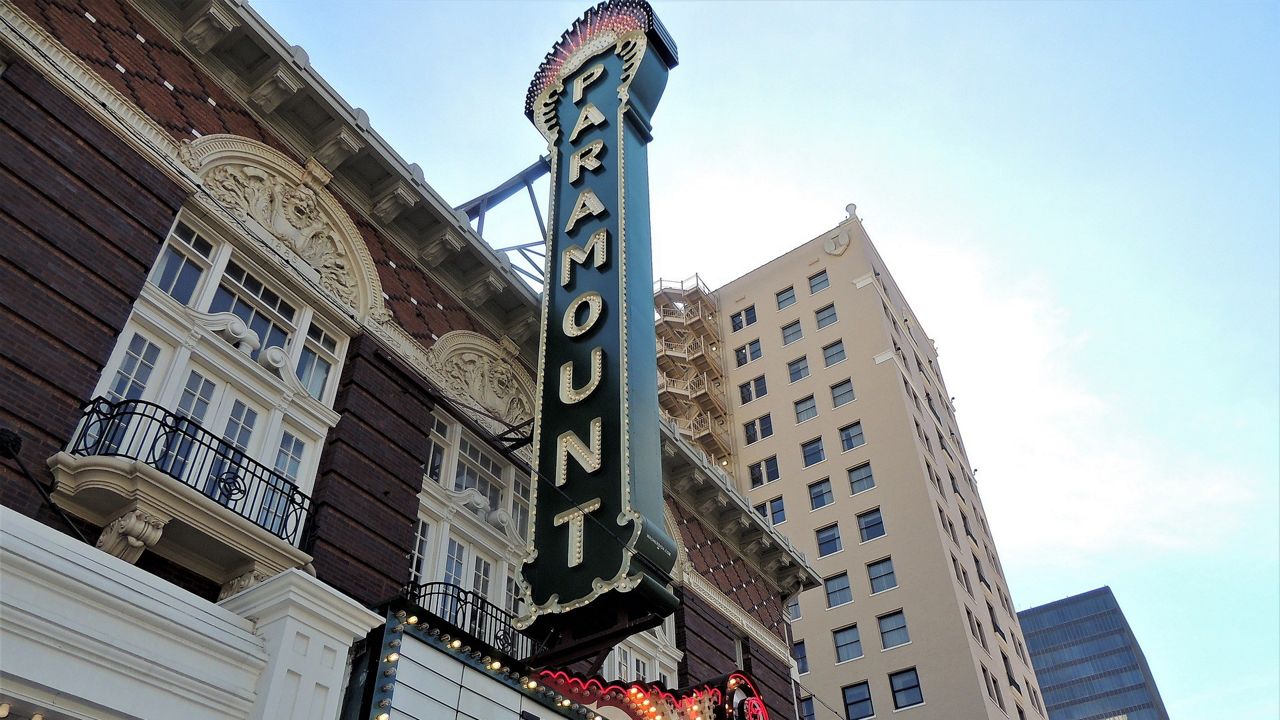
[404,582,541,664]
[688,373,727,417]
[685,336,722,375]
[48,397,314,599]
[656,337,688,375]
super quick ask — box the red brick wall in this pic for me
[0,58,186,528]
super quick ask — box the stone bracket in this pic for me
[97,504,172,564]
[183,0,240,54]
[372,180,419,224]
[248,63,304,114]
[420,229,467,267]
[312,125,364,172]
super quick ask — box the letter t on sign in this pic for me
[554,498,602,567]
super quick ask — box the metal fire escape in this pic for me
[653,276,732,469]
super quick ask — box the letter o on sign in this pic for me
[563,291,604,338]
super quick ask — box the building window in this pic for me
[879,610,910,648]
[823,340,846,366]
[816,523,842,556]
[151,222,212,304]
[801,437,825,467]
[739,375,767,404]
[799,697,815,720]
[512,471,531,540]
[744,414,773,445]
[106,334,162,403]
[973,552,989,588]
[868,557,897,593]
[839,421,865,451]
[857,508,885,541]
[825,572,853,607]
[809,478,834,509]
[634,658,647,682]
[831,379,855,407]
[842,682,873,720]
[455,437,503,511]
[793,640,809,674]
[471,554,493,597]
[786,597,802,621]
[754,496,786,525]
[809,269,830,294]
[748,456,780,487]
[730,305,757,332]
[890,668,924,709]
[776,286,796,309]
[443,537,467,587]
[408,519,432,585]
[848,463,875,494]
[734,339,763,366]
[296,324,338,401]
[788,356,810,382]
[505,574,522,616]
[423,414,450,484]
[833,625,863,662]
[782,320,803,346]
[795,395,818,423]
[210,260,296,361]
[815,303,838,329]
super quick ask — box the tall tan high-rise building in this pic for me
[656,207,1048,720]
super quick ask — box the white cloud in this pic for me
[881,236,1254,566]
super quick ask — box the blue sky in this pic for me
[254,1,1279,716]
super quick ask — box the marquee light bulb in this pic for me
[384,652,399,663]
[450,639,462,649]
[407,615,419,624]
[489,661,503,670]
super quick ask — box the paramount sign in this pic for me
[517,0,681,656]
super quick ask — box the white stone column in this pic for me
[220,569,382,720]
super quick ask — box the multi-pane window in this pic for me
[890,668,924,709]
[831,379,855,407]
[793,640,809,674]
[748,456,781,487]
[634,658,647,682]
[296,324,337,401]
[210,260,296,361]
[801,437,825,466]
[408,519,431,585]
[776,286,796,309]
[261,431,305,533]
[809,478,834,509]
[799,697,815,720]
[782,320,803,346]
[786,597,801,621]
[443,537,467,587]
[730,305,757,332]
[809,269,830,294]
[795,395,818,423]
[825,572,852,607]
[816,524,842,556]
[815,303,838,328]
[879,610,910,648]
[833,625,863,662]
[842,682,873,720]
[823,340,846,366]
[471,554,493,597]
[788,356,810,382]
[106,334,161,402]
[734,339,763,367]
[868,557,897,593]
[858,508,885,541]
[423,414,450,484]
[743,414,773,445]
[766,496,786,525]
[839,422,866,451]
[151,222,213,304]
[505,574,522,616]
[974,552,989,588]
[512,471,531,539]
[455,437,503,511]
[739,375,767,404]
[848,463,875,494]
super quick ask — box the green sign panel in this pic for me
[517,0,680,648]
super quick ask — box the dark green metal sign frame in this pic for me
[517,0,680,658]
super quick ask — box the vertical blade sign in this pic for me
[518,0,681,648]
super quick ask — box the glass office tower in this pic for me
[1018,587,1169,720]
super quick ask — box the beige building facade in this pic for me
[657,207,1047,720]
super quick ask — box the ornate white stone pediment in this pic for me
[423,331,535,426]
[179,134,386,322]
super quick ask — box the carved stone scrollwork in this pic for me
[424,331,535,426]
[180,135,386,322]
[97,507,169,564]
[219,567,269,601]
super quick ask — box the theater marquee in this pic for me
[517,0,680,656]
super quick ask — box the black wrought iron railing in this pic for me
[69,397,312,544]
[404,582,538,661]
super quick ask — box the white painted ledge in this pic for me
[0,507,266,720]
